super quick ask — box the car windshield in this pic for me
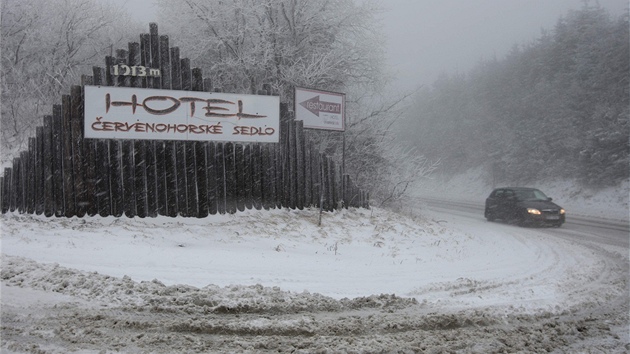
[514,189,548,201]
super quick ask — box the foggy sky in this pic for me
[380,0,628,92]
[112,0,629,92]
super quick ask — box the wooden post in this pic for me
[312,146,321,209]
[318,154,325,225]
[261,144,272,210]
[252,144,262,210]
[134,140,148,217]
[129,42,141,88]
[224,142,237,214]
[51,105,64,216]
[244,145,253,210]
[164,141,178,217]
[27,138,36,214]
[181,58,191,90]
[188,64,204,217]
[149,23,161,89]
[145,140,158,217]
[193,68,208,218]
[115,49,129,87]
[10,160,18,212]
[140,33,151,88]
[122,140,136,217]
[280,121,289,208]
[35,127,44,215]
[105,56,115,86]
[97,140,112,216]
[84,139,98,217]
[12,158,20,213]
[175,141,187,216]
[61,95,75,216]
[215,142,226,214]
[196,142,208,218]
[170,47,181,90]
[19,152,27,213]
[93,66,111,216]
[288,119,297,209]
[155,141,168,216]
[304,141,312,208]
[43,116,54,216]
[274,140,283,209]
[82,74,97,217]
[205,142,217,215]
[109,140,124,217]
[70,85,87,217]
[160,35,171,90]
[328,158,335,211]
[185,140,199,217]
[295,120,305,210]
[235,144,246,212]
[1,169,9,213]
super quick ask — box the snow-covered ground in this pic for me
[0,206,624,310]
[1,174,628,352]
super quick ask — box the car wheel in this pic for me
[485,209,495,221]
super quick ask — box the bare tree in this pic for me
[342,90,440,208]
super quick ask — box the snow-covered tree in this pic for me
[156,0,436,207]
[1,0,139,162]
[155,0,385,98]
[401,3,628,188]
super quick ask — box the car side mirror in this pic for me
[547,197,553,201]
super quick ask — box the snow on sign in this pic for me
[294,87,345,131]
[84,85,280,143]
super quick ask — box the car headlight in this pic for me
[527,208,541,215]
[560,209,565,215]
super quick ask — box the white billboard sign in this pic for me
[294,87,345,131]
[84,85,280,143]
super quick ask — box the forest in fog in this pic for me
[401,4,629,188]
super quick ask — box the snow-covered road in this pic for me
[1,204,628,352]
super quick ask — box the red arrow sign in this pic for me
[299,95,342,117]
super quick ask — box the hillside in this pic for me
[401,4,629,188]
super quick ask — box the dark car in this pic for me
[484,187,565,227]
